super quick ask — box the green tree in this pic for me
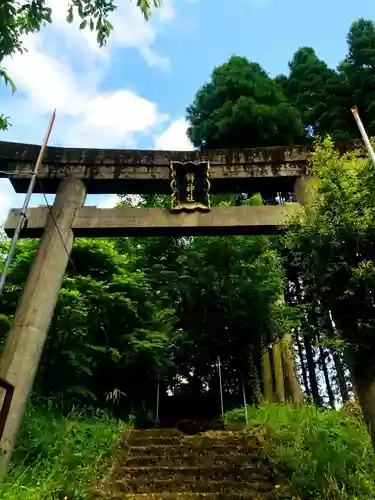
[286,137,375,450]
[277,47,350,140]
[125,196,297,416]
[340,18,375,137]
[0,237,175,416]
[186,55,304,149]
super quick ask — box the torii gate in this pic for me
[0,139,358,475]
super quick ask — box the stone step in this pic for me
[93,491,285,499]
[113,477,274,493]
[124,454,265,467]
[128,443,258,456]
[128,435,255,448]
[116,465,270,482]
[131,429,182,438]
[129,437,183,447]
[93,430,290,500]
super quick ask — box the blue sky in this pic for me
[0,0,374,219]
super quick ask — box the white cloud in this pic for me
[155,119,193,150]
[0,0,196,218]
[4,39,167,148]
[44,0,173,70]
[6,39,87,116]
[2,0,175,149]
[97,196,119,209]
[66,90,168,148]
[0,180,13,225]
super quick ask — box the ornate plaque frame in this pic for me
[170,161,211,212]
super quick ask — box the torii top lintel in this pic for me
[0,139,362,195]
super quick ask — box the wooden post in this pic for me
[0,177,86,477]
[272,341,285,402]
[261,345,273,402]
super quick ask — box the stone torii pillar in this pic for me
[0,177,86,477]
[294,175,317,206]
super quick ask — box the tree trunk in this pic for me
[272,341,285,402]
[304,334,323,406]
[352,363,375,453]
[321,307,349,404]
[296,331,310,396]
[328,309,375,450]
[333,351,349,404]
[261,345,272,402]
[319,345,335,409]
[282,334,303,403]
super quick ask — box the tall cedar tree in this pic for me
[276,47,351,140]
[286,137,375,451]
[187,56,304,149]
[340,18,375,137]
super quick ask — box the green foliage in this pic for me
[286,138,375,354]
[278,18,375,140]
[0,404,125,499]
[0,191,297,418]
[186,18,375,147]
[187,55,305,149]
[225,403,375,500]
[277,47,351,140]
[340,18,375,137]
[285,137,375,442]
[0,238,176,414]
[0,314,11,337]
[132,226,294,411]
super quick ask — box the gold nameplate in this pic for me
[170,162,211,212]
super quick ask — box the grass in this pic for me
[225,400,375,500]
[0,404,127,500]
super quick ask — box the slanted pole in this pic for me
[217,357,224,418]
[241,372,248,426]
[0,110,56,297]
[0,177,86,477]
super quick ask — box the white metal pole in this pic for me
[241,372,248,426]
[351,106,375,168]
[217,356,224,418]
[156,374,160,427]
[0,110,56,296]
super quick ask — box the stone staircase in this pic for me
[93,428,291,499]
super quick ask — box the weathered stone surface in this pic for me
[294,176,318,205]
[4,204,301,238]
[0,139,363,194]
[93,428,291,499]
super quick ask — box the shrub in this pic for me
[225,403,375,500]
